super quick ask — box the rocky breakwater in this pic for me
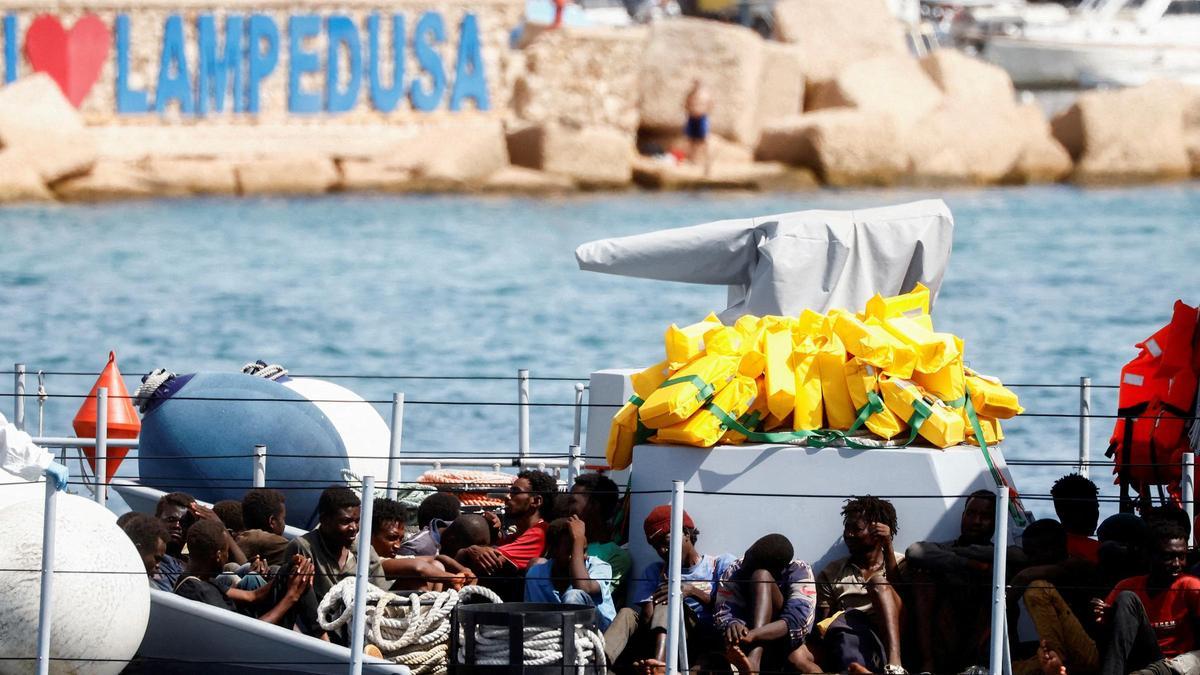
[3,1,1200,203]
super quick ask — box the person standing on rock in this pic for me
[684,79,713,175]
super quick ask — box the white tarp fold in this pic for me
[575,199,955,322]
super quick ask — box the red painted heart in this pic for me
[24,14,111,108]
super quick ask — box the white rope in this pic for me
[316,579,606,675]
[134,368,176,413]
[317,579,502,675]
[241,360,289,381]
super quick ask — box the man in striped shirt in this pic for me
[714,533,820,674]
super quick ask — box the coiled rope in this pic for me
[134,368,176,413]
[317,579,606,675]
[242,360,289,381]
[470,621,607,674]
[317,580,501,675]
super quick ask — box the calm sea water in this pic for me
[1,184,1198,521]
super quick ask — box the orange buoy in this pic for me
[73,351,141,483]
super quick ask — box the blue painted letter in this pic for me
[287,14,321,114]
[155,15,194,114]
[449,13,488,111]
[4,15,16,83]
[325,15,361,113]
[367,14,404,113]
[115,15,149,114]
[409,12,445,112]
[246,14,279,114]
[197,15,244,114]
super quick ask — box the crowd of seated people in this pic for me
[116,469,1200,674]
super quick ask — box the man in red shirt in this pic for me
[1052,473,1102,564]
[1093,521,1200,675]
[456,469,557,600]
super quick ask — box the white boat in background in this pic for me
[965,0,1200,88]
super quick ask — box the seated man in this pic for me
[440,514,493,561]
[213,500,245,537]
[371,497,473,591]
[569,473,632,604]
[1051,473,1101,563]
[398,492,461,557]
[1093,520,1200,675]
[277,486,393,641]
[714,533,819,675]
[605,505,735,670]
[904,488,1027,674]
[237,488,290,567]
[524,516,615,630]
[815,496,904,675]
[1009,519,1101,675]
[120,513,169,580]
[175,519,313,626]
[457,470,557,600]
[153,491,250,592]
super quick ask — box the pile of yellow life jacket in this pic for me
[606,284,1023,470]
[1107,300,1200,508]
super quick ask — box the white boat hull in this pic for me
[983,34,1200,88]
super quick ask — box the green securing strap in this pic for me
[942,394,967,408]
[964,385,1030,527]
[705,404,823,445]
[659,375,716,403]
[705,390,904,449]
[629,395,644,406]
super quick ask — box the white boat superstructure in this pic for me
[966,0,1200,88]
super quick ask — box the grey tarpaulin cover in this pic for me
[575,199,955,322]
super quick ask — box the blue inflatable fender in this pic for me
[138,372,350,528]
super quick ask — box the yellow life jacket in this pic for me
[792,336,824,431]
[844,357,907,439]
[911,337,967,404]
[965,368,1024,419]
[832,312,918,379]
[878,316,960,375]
[879,377,966,448]
[639,354,738,429]
[664,313,723,369]
[817,336,856,430]
[656,375,759,447]
[605,360,675,470]
[864,283,931,320]
[764,322,797,421]
[606,401,642,470]
[721,377,769,445]
[706,326,750,358]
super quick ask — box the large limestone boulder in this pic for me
[807,55,944,132]
[0,151,53,202]
[920,49,1015,111]
[0,74,97,182]
[1004,103,1073,184]
[410,121,509,187]
[798,110,906,186]
[142,158,238,195]
[513,27,647,133]
[772,0,907,84]
[755,115,815,166]
[1051,81,1192,184]
[54,161,174,201]
[1184,86,1200,175]
[337,159,415,192]
[638,18,766,146]
[757,42,805,127]
[905,104,1028,185]
[483,166,575,194]
[508,123,633,188]
[235,157,339,195]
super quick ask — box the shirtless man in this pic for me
[684,79,713,174]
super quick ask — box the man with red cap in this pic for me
[602,504,736,672]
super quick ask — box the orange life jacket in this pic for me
[1107,300,1199,508]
